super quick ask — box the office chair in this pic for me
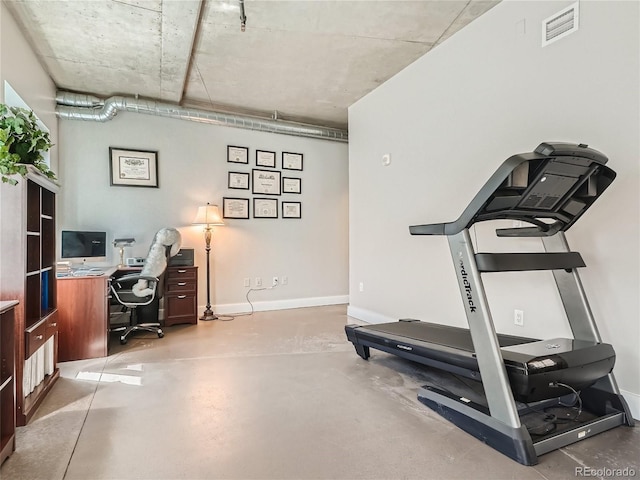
[110,227,182,344]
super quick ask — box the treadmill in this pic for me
[345,142,634,465]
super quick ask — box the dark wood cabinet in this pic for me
[164,266,198,326]
[0,168,60,426]
[0,301,17,465]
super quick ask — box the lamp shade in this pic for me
[193,203,224,226]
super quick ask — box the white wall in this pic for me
[348,0,639,418]
[58,113,349,313]
[0,2,58,171]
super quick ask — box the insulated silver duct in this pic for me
[55,92,348,143]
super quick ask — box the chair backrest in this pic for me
[155,245,173,300]
[133,228,182,298]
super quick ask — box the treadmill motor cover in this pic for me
[501,338,615,402]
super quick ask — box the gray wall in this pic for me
[58,113,349,312]
[348,0,639,418]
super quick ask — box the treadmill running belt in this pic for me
[362,320,536,352]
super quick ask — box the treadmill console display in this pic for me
[409,142,615,237]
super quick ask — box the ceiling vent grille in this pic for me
[542,2,579,47]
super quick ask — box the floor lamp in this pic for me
[193,203,224,320]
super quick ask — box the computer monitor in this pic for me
[61,230,107,259]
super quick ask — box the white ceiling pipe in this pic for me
[55,92,348,143]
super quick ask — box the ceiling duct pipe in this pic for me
[55,92,348,143]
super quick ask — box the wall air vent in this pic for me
[542,1,579,47]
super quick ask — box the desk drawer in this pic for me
[25,310,57,358]
[25,321,46,358]
[167,267,197,281]
[45,311,58,339]
[166,279,196,294]
[165,293,197,326]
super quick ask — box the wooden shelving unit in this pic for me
[0,301,18,465]
[0,167,60,426]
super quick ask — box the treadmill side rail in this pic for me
[418,384,631,466]
[418,386,538,465]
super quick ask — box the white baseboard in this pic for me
[621,389,640,421]
[211,294,349,315]
[346,305,396,325]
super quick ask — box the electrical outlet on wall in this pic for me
[244,278,250,288]
[281,276,288,285]
[255,277,262,287]
[272,276,278,287]
[514,309,524,326]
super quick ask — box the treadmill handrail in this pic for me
[475,252,586,272]
[409,142,613,237]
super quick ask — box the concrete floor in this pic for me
[1,305,638,480]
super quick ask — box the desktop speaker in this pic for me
[169,248,194,266]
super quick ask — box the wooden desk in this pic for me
[56,267,117,362]
[56,265,198,361]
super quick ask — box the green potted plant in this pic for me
[0,103,56,185]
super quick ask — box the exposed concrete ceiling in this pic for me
[5,0,499,129]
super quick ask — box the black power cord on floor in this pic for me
[548,381,583,422]
[520,382,584,436]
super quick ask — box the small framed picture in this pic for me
[256,150,276,168]
[253,198,278,218]
[227,145,249,164]
[282,177,301,194]
[282,201,301,219]
[228,171,250,190]
[252,169,281,195]
[282,152,303,171]
[223,197,250,219]
[109,147,158,188]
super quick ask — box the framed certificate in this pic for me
[282,177,301,194]
[223,197,250,219]
[228,171,250,190]
[227,145,249,164]
[256,150,276,168]
[252,169,281,195]
[282,152,303,171]
[282,201,301,219]
[253,198,278,218]
[109,147,158,187]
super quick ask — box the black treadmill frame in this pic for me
[345,142,634,465]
